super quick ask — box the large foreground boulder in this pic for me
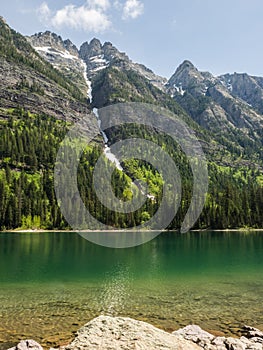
[64,315,201,350]
[7,317,263,350]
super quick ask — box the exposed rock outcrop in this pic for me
[0,17,96,128]
[26,32,88,95]
[27,32,79,57]
[166,60,263,135]
[220,73,263,114]
[79,38,167,89]
[8,317,263,350]
[166,60,263,167]
[173,324,263,350]
[63,315,201,350]
[8,340,43,350]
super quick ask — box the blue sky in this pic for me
[2,0,263,78]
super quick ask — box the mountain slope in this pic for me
[0,17,96,124]
[26,31,89,96]
[0,18,262,231]
[26,29,263,169]
[219,72,263,114]
[166,60,263,165]
[79,38,167,90]
[0,18,101,230]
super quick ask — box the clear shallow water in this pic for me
[0,231,263,349]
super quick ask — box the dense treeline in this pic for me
[0,109,67,229]
[0,108,262,231]
[103,122,263,229]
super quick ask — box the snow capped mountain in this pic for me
[27,33,167,95]
[26,30,263,161]
[79,39,110,77]
[79,38,167,89]
[28,31,79,56]
[27,32,89,96]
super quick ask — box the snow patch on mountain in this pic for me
[81,60,92,102]
[34,46,78,61]
[173,84,185,96]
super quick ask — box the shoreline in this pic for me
[4,228,263,233]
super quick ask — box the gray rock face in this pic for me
[64,315,202,350]
[0,58,95,127]
[80,38,103,60]
[206,83,262,130]
[167,60,263,131]
[166,60,263,165]
[27,31,79,56]
[79,38,167,89]
[167,60,217,97]
[219,73,263,114]
[79,39,110,78]
[27,32,87,95]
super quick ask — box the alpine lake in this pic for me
[0,230,263,349]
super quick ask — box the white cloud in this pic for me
[37,1,111,33]
[37,2,51,22]
[87,0,110,11]
[122,0,144,20]
[36,0,144,33]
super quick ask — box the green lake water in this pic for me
[0,231,263,348]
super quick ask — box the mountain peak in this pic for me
[180,60,196,69]
[167,60,202,93]
[27,31,79,56]
[90,38,102,46]
[31,31,63,44]
[175,60,198,75]
[0,15,7,24]
[79,38,103,60]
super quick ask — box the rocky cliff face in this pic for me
[27,31,79,56]
[167,60,217,97]
[166,60,263,162]
[0,18,97,133]
[167,60,263,131]
[25,28,263,167]
[28,31,263,152]
[28,33,167,91]
[27,32,88,96]
[79,38,167,90]
[220,72,263,114]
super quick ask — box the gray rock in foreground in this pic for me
[8,340,43,350]
[7,317,263,350]
[64,315,201,349]
[173,324,263,350]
